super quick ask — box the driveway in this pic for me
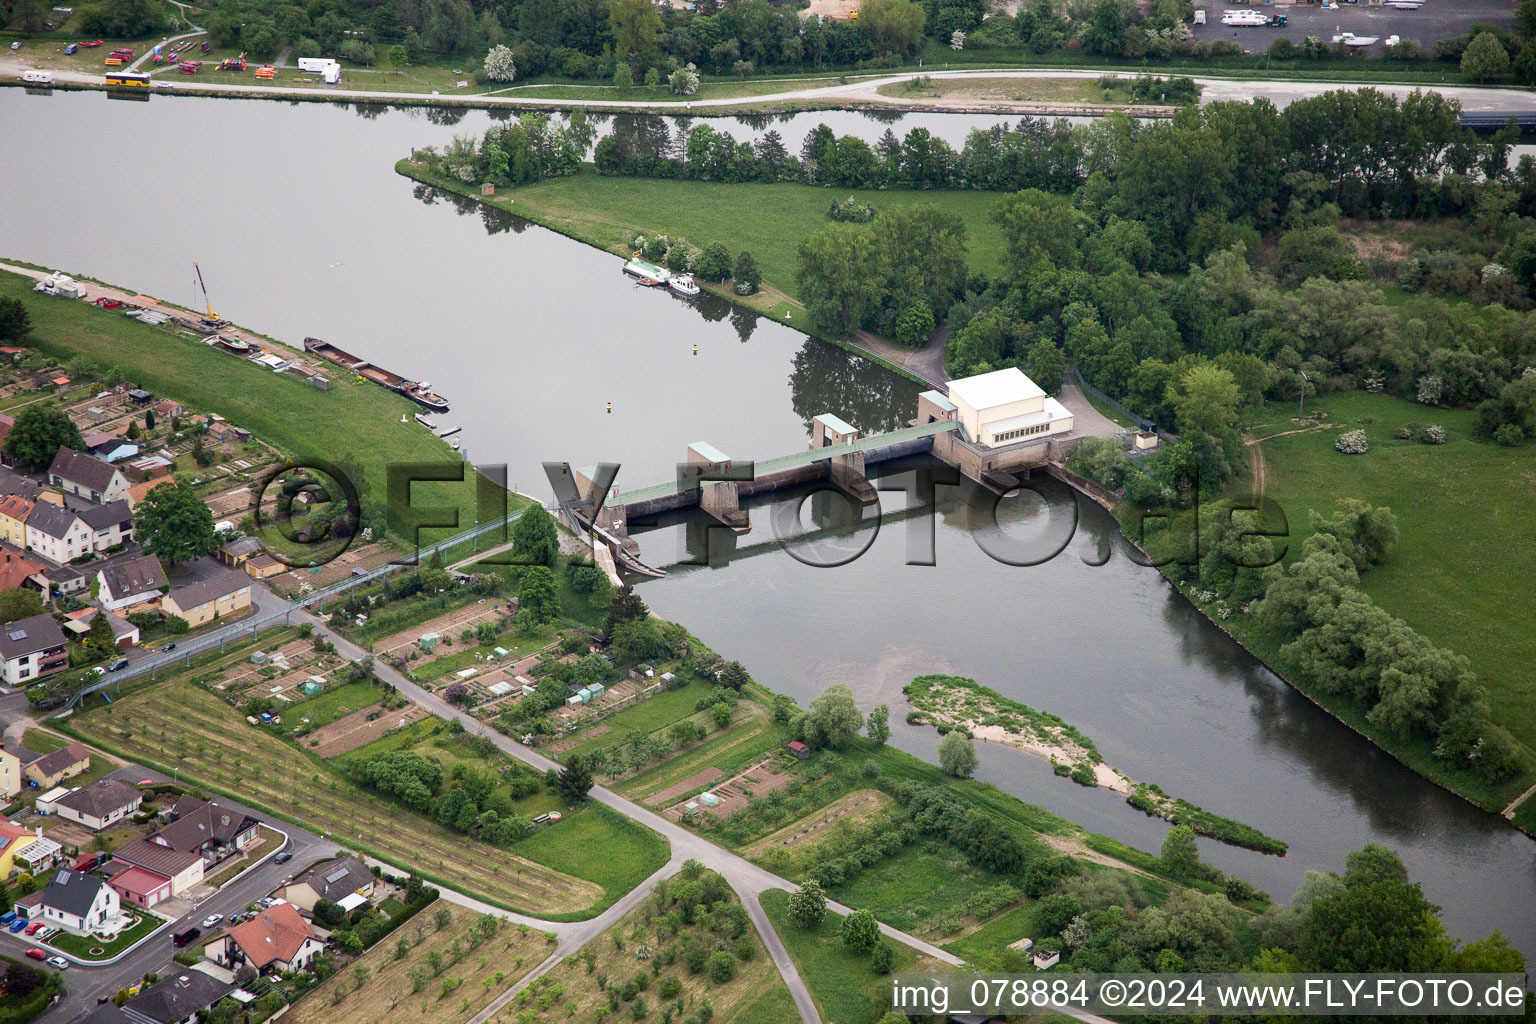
[1056,377,1125,440]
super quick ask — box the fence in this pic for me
[1071,366,1180,446]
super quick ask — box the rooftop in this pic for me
[981,396,1072,436]
[0,613,67,660]
[815,413,859,437]
[946,367,1046,411]
[43,867,109,918]
[918,389,957,413]
[49,447,123,492]
[54,778,143,818]
[100,554,167,598]
[687,441,731,465]
[164,568,250,611]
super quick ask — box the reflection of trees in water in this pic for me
[788,341,921,434]
[606,114,675,165]
[425,106,470,127]
[352,102,387,120]
[859,109,907,126]
[410,183,529,235]
[733,113,774,132]
[729,305,758,343]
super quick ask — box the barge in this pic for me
[622,257,670,287]
[303,336,449,411]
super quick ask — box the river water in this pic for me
[3,88,1533,953]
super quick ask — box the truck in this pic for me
[296,56,337,73]
[322,64,340,84]
[1220,9,1267,25]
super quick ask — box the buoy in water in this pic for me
[692,344,698,356]
[606,401,612,414]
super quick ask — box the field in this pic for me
[1240,391,1536,799]
[284,901,552,1024]
[0,269,518,548]
[522,867,788,1024]
[619,702,790,806]
[875,74,1159,106]
[63,648,662,918]
[397,164,1010,308]
[759,889,951,1024]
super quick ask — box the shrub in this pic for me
[871,942,895,974]
[706,950,736,984]
[1335,429,1369,454]
[1493,423,1525,446]
[693,243,732,282]
[828,196,876,223]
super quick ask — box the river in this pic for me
[3,88,1533,954]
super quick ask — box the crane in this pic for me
[194,262,221,322]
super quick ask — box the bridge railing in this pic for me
[61,506,537,708]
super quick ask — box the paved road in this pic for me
[4,57,1534,114]
[12,768,338,1024]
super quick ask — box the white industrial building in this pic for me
[945,367,1073,447]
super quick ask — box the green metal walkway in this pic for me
[609,418,957,506]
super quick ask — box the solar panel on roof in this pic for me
[7,629,25,640]
[325,868,349,883]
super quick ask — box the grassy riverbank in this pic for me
[395,162,1009,307]
[0,268,509,548]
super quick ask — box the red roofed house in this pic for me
[787,741,811,760]
[127,477,173,508]
[205,902,325,975]
[108,863,175,908]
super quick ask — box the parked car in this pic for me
[107,657,130,672]
[25,921,45,935]
[164,642,177,652]
[25,948,45,961]
[9,919,27,932]
[37,927,59,940]
[47,957,68,970]
[172,927,200,947]
[201,913,222,928]
[273,852,292,864]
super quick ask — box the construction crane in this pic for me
[194,262,221,321]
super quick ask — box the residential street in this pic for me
[17,775,337,1024]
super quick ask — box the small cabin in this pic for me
[1032,949,1060,970]
[480,183,495,196]
[787,741,811,760]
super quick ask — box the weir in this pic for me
[558,379,1108,576]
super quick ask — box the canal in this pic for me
[3,88,1533,954]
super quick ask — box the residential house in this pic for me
[48,447,131,503]
[63,608,140,649]
[216,536,265,569]
[49,778,144,831]
[152,795,260,863]
[45,563,86,596]
[0,821,42,878]
[0,613,70,688]
[128,389,153,405]
[126,477,172,508]
[25,503,96,563]
[41,868,121,936]
[280,855,375,912]
[204,902,324,975]
[107,863,176,908]
[0,347,23,362]
[0,466,59,505]
[0,495,35,547]
[110,837,203,898]
[98,555,167,612]
[24,740,91,788]
[83,431,141,465]
[244,554,285,580]
[122,970,235,1024]
[160,569,252,628]
[0,548,48,593]
[152,400,184,421]
[78,499,134,551]
[0,746,19,800]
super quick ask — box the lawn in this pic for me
[500,75,844,102]
[474,554,613,630]
[19,730,69,754]
[875,75,1152,106]
[520,867,787,1024]
[513,806,671,918]
[279,680,389,732]
[47,908,165,960]
[0,270,520,549]
[759,889,950,1024]
[1241,391,1536,795]
[62,652,653,918]
[284,900,552,1024]
[815,841,1024,942]
[396,163,1011,306]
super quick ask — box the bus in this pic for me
[104,70,151,88]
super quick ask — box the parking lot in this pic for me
[1192,0,1516,54]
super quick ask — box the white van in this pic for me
[296,56,337,73]
[22,70,52,84]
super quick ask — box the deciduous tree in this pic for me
[136,480,216,566]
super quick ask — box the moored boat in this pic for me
[399,380,449,412]
[668,274,700,297]
[622,256,670,287]
[215,334,250,352]
[304,336,451,411]
[414,413,438,429]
